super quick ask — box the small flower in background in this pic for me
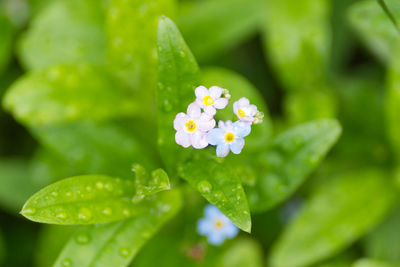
[197,205,238,245]
[195,86,229,116]
[174,103,215,149]
[207,120,251,157]
[233,97,259,123]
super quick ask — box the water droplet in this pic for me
[197,180,212,194]
[86,186,92,192]
[163,100,172,112]
[65,191,72,197]
[157,137,164,145]
[123,209,131,216]
[51,191,58,197]
[104,183,113,191]
[102,208,112,216]
[75,233,90,245]
[179,51,185,57]
[307,155,319,165]
[158,82,164,90]
[119,246,130,258]
[23,208,36,215]
[62,258,72,267]
[56,212,67,220]
[78,208,92,221]
[96,181,104,189]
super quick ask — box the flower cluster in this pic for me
[174,86,263,157]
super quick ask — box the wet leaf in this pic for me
[270,169,397,267]
[247,119,342,212]
[53,190,181,267]
[178,150,251,232]
[218,238,263,267]
[21,172,171,225]
[156,16,200,172]
[352,258,398,267]
[3,65,140,125]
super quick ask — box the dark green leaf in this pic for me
[53,190,182,267]
[0,14,14,74]
[247,119,342,212]
[270,169,397,267]
[156,16,200,172]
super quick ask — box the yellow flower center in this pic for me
[186,120,197,132]
[225,132,235,143]
[214,220,223,228]
[238,108,246,117]
[203,96,214,106]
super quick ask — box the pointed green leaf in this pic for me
[18,0,107,70]
[270,169,397,267]
[261,0,331,91]
[348,0,400,63]
[246,119,342,212]
[352,258,398,267]
[21,172,170,225]
[178,0,261,62]
[106,0,176,90]
[3,65,140,125]
[201,67,273,150]
[132,164,170,202]
[156,16,200,172]
[53,190,181,267]
[178,150,251,232]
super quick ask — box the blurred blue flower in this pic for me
[197,205,239,245]
[207,120,251,157]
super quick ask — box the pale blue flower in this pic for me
[197,205,239,245]
[207,120,251,157]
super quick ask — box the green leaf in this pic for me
[106,0,176,90]
[246,119,342,212]
[0,228,4,264]
[21,172,170,225]
[348,0,400,63]
[270,169,398,267]
[377,0,400,33]
[178,150,251,232]
[386,52,400,161]
[201,67,273,150]
[3,65,140,125]
[156,16,200,172]
[352,258,398,267]
[53,189,181,267]
[31,120,157,178]
[218,238,263,267]
[0,14,14,74]
[261,0,331,91]
[178,0,261,62]
[18,0,107,70]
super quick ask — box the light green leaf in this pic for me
[246,119,342,212]
[178,0,261,62]
[53,190,181,267]
[18,0,107,70]
[261,0,331,91]
[270,169,397,267]
[348,0,400,63]
[386,52,400,161]
[156,16,200,172]
[32,120,157,178]
[106,0,176,90]
[178,150,251,232]
[201,67,273,150]
[218,238,263,267]
[352,258,398,267]
[3,65,140,125]
[0,14,14,74]
[21,172,170,225]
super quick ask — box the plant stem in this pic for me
[377,0,400,34]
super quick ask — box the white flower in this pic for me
[195,86,229,116]
[233,97,258,123]
[174,103,215,149]
[197,205,238,245]
[207,120,251,157]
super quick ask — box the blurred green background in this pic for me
[1,0,400,266]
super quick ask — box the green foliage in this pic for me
[0,228,4,264]
[53,190,181,267]
[0,14,14,74]
[246,119,342,212]
[352,258,399,267]
[270,170,397,267]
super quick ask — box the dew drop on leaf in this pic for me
[96,181,104,189]
[61,258,72,267]
[75,233,90,245]
[197,180,212,194]
[102,207,112,216]
[119,246,130,258]
[51,191,58,197]
[56,211,67,220]
[23,208,36,215]
[78,207,92,221]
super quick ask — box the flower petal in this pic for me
[207,128,224,145]
[230,138,245,154]
[175,131,191,148]
[187,102,201,118]
[233,121,251,137]
[208,232,225,246]
[195,86,208,99]
[174,113,188,131]
[214,98,228,109]
[238,97,250,106]
[191,131,209,149]
[209,86,223,99]
[233,101,239,114]
[198,115,216,131]
[216,143,230,157]
[204,205,221,219]
[222,222,239,238]
[249,104,258,116]
[197,218,213,235]
[204,105,216,116]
